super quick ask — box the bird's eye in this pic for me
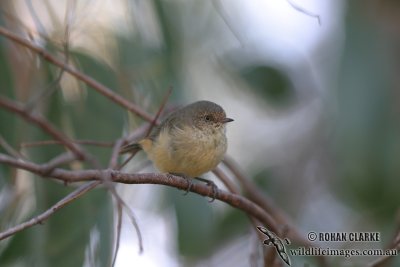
[205,115,211,121]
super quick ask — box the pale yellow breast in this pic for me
[141,125,227,177]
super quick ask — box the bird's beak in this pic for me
[222,117,234,123]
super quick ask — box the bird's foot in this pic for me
[194,177,218,202]
[168,172,193,195]
[167,173,218,201]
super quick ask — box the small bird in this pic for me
[120,100,233,197]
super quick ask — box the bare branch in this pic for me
[100,173,144,254]
[0,134,25,159]
[116,194,143,253]
[124,124,149,144]
[223,157,328,266]
[118,152,137,171]
[21,139,115,148]
[214,166,276,266]
[109,139,125,169]
[213,166,239,194]
[0,153,68,177]
[286,0,321,25]
[109,138,145,255]
[40,152,76,174]
[112,203,123,267]
[223,157,290,227]
[0,181,100,240]
[144,86,172,137]
[118,87,172,169]
[0,96,92,163]
[0,153,280,235]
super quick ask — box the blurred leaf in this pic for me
[240,66,294,107]
[334,2,400,222]
[0,38,16,181]
[151,0,184,99]
[115,35,179,104]
[0,41,14,94]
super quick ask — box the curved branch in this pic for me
[223,157,297,233]
[0,96,88,161]
[0,153,280,235]
[0,181,100,240]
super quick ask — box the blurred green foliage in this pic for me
[335,2,400,223]
[0,41,15,183]
[240,66,294,107]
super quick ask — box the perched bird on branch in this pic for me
[120,100,233,197]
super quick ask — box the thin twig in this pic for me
[106,140,144,254]
[286,0,321,25]
[223,156,328,266]
[213,166,239,193]
[118,87,172,169]
[106,184,143,254]
[124,124,149,145]
[100,171,144,254]
[0,134,25,159]
[40,152,76,174]
[0,180,100,240]
[109,139,125,170]
[118,124,151,168]
[118,153,136,171]
[21,139,115,148]
[107,87,175,257]
[111,202,123,267]
[0,26,154,123]
[0,96,99,167]
[213,166,277,266]
[144,86,172,137]
[116,194,143,253]
[118,88,172,169]
[223,157,290,227]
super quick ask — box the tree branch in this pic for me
[0,153,280,236]
[0,96,93,164]
[223,157,328,266]
[0,134,25,159]
[223,157,308,244]
[0,181,100,240]
[20,139,115,148]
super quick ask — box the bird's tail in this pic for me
[119,143,142,154]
